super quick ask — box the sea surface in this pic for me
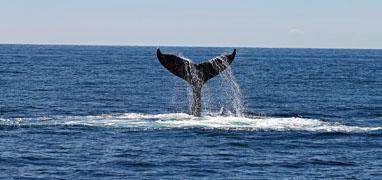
[0,44,381,179]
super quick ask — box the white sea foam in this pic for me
[1,113,381,133]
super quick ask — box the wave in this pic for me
[1,113,381,133]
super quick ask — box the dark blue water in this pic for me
[1,44,381,179]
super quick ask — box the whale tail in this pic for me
[156,48,236,116]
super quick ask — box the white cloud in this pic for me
[289,28,304,34]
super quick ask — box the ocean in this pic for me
[0,44,381,179]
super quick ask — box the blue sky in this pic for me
[1,0,381,48]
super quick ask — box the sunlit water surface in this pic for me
[1,45,381,179]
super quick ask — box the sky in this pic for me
[0,0,381,49]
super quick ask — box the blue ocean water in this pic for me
[0,44,381,179]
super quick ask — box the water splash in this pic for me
[216,56,245,116]
[202,54,245,116]
[167,52,244,116]
[1,113,381,133]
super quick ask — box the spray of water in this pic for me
[207,54,245,116]
[169,52,245,117]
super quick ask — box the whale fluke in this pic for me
[156,48,236,116]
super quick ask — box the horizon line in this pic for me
[0,42,381,51]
